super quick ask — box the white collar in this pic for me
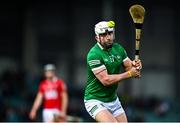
[97,42,104,50]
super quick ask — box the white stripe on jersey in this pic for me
[89,60,101,66]
[123,57,129,62]
[92,65,106,73]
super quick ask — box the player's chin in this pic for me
[106,41,113,46]
[106,44,113,49]
[108,42,113,45]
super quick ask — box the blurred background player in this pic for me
[84,21,142,122]
[29,64,68,122]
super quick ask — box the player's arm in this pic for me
[123,57,133,71]
[55,83,68,122]
[61,84,68,116]
[93,65,139,86]
[123,57,142,71]
[121,46,142,71]
[29,92,43,120]
[88,54,138,86]
[123,57,142,78]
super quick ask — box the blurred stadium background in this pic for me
[0,0,180,122]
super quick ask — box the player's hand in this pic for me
[132,59,142,78]
[132,59,142,70]
[129,66,141,77]
[60,112,67,122]
[53,113,66,122]
[29,109,36,120]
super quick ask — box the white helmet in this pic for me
[94,21,115,35]
[44,64,56,71]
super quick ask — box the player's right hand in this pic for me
[129,66,141,77]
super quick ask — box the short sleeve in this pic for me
[114,43,129,62]
[58,79,67,92]
[122,49,129,62]
[87,52,106,74]
[117,44,128,62]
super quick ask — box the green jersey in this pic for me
[84,42,128,102]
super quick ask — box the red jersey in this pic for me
[38,77,66,111]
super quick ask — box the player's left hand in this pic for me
[53,113,66,122]
[61,112,67,122]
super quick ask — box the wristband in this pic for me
[127,71,132,77]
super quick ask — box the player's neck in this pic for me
[47,76,58,82]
